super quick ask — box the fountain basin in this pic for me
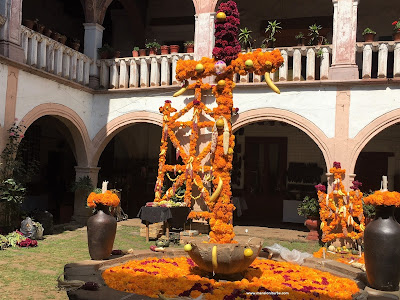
[183,235,263,274]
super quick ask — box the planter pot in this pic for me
[43,28,52,37]
[51,32,60,42]
[160,45,169,55]
[87,204,117,260]
[71,42,80,51]
[364,33,375,42]
[305,217,320,241]
[113,51,121,58]
[317,36,325,45]
[59,35,67,45]
[296,37,305,46]
[23,19,35,29]
[139,49,147,56]
[170,45,180,53]
[35,23,45,34]
[185,45,194,53]
[148,48,158,55]
[364,205,400,291]
[99,52,108,59]
[394,32,400,42]
[132,50,139,57]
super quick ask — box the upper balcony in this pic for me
[8,0,400,91]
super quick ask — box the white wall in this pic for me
[0,63,7,127]
[349,86,400,138]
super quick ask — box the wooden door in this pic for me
[244,137,287,222]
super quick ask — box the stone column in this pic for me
[72,166,100,224]
[0,0,24,62]
[328,0,359,80]
[83,23,104,89]
[194,12,215,60]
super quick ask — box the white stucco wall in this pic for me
[349,86,400,138]
[0,63,7,127]
[15,70,93,133]
[234,86,337,138]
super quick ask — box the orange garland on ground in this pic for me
[154,50,283,244]
[87,190,120,208]
[313,247,365,265]
[317,166,365,243]
[102,256,359,299]
[363,190,400,206]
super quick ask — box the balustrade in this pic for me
[20,26,92,86]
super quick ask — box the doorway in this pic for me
[243,137,287,224]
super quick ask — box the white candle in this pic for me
[323,248,326,259]
[382,176,388,191]
[358,245,362,257]
[102,181,109,193]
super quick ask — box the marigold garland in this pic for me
[363,190,400,207]
[87,190,120,208]
[317,163,365,243]
[102,256,359,299]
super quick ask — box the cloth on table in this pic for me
[137,206,190,229]
[263,243,312,265]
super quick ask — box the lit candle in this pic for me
[102,181,109,194]
[382,176,388,191]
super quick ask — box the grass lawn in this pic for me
[0,223,319,300]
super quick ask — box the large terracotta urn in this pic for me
[364,205,400,291]
[305,217,320,241]
[87,204,117,260]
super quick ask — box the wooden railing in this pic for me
[20,26,93,86]
[356,41,400,79]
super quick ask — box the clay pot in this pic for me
[170,45,180,53]
[132,50,139,57]
[43,28,52,37]
[394,32,400,42]
[364,205,400,291]
[51,32,60,42]
[185,45,194,53]
[185,236,262,275]
[23,19,35,29]
[70,42,80,51]
[87,204,117,260]
[364,33,375,43]
[305,217,320,241]
[160,45,169,55]
[148,48,158,55]
[114,51,121,58]
[35,23,45,34]
[59,35,67,45]
[296,37,305,46]
[139,49,147,56]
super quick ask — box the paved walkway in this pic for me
[118,218,309,242]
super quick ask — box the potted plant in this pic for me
[170,45,180,53]
[132,47,139,57]
[184,41,194,53]
[392,19,400,41]
[262,20,281,48]
[51,31,60,42]
[160,45,170,55]
[97,44,114,59]
[139,49,147,56]
[43,27,52,37]
[295,32,305,46]
[34,20,45,34]
[362,28,376,42]
[238,27,253,52]
[59,34,67,45]
[145,41,161,55]
[70,38,80,51]
[23,19,35,29]
[308,23,324,46]
[297,196,320,241]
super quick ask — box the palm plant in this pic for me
[263,20,281,48]
[238,27,253,51]
[308,23,323,45]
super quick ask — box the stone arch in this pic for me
[91,111,163,166]
[232,108,333,170]
[20,103,91,166]
[349,108,400,175]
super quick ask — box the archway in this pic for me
[97,123,164,217]
[232,110,329,227]
[20,116,78,224]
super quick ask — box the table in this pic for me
[137,206,191,242]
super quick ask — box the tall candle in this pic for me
[358,245,362,257]
[323,248,326,259]
[382,176,388,191]
[102,181,109,194]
